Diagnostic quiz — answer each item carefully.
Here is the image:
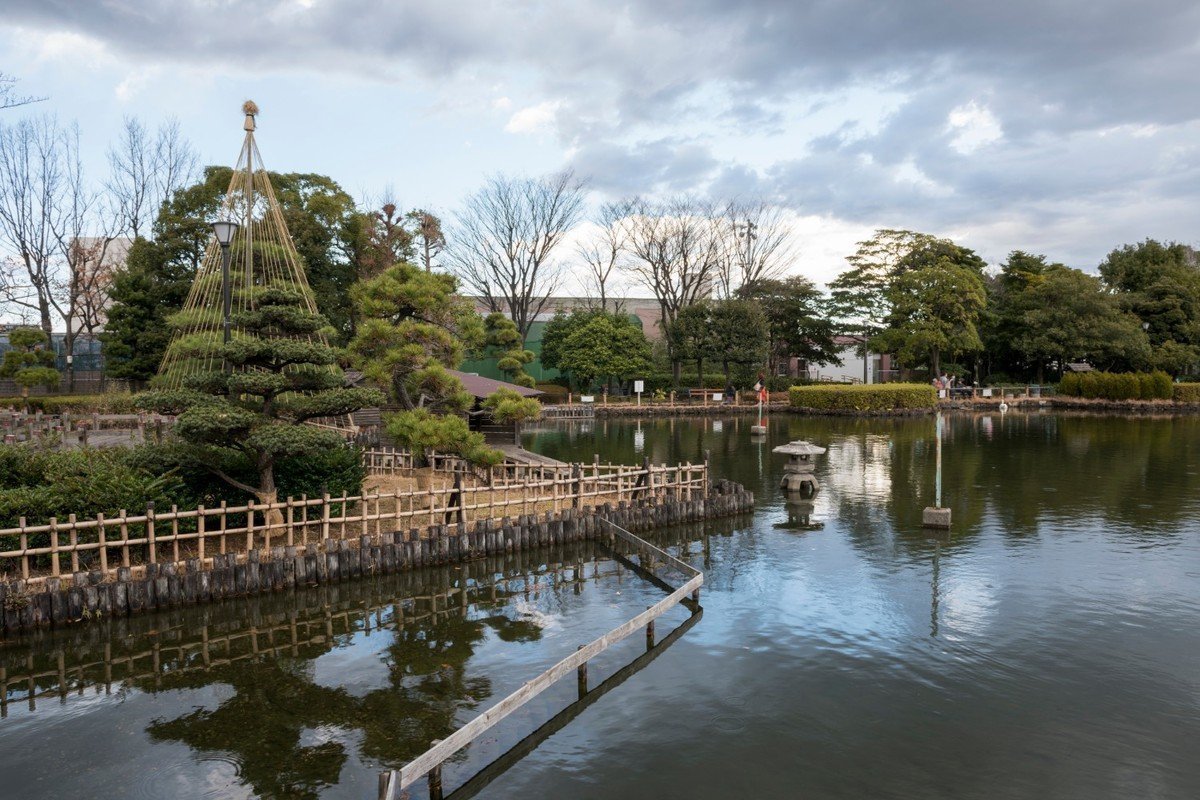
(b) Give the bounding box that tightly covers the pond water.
[3,412,1200,799]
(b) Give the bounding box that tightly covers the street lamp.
[211,221,240,346]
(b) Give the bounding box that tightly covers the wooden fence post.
[146,502,156,565]
[572,463,582,509]
[577,644,587,698]
[428,740,444,800]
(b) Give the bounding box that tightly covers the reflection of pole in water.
[930,539,940,638]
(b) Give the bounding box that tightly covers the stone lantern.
[772,439,826,493]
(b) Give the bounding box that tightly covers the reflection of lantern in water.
[775,496,824,531]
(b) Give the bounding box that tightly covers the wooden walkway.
[378,518,703,800]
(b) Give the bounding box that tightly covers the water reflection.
[0,531,723,799]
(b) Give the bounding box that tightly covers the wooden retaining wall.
[0,480,753,636]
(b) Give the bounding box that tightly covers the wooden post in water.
[428,739,444,800]
[646,609,655,650]
[577,644,587,699]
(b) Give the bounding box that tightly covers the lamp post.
[211,221,240,346]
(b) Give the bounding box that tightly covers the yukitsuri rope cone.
[157,101,328,386]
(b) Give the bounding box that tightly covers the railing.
[0,459,708,584]
[377,517,703,800]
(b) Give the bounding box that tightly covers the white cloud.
[492,95,512,110]
[504,100,560,135]
[946,100,1003,154]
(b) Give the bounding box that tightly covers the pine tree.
[1,327,59,407]
[139,287,383,505]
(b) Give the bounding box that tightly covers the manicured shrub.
[1174,383,1200,403]
[1057,371,1173,401]
[788,383,936,413]
[0,393,139,414]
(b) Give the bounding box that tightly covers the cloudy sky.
[2,0,1198,286]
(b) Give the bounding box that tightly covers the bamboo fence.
[0,454,707,585]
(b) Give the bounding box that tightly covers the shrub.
[0,446,188,529]
[788,383,936,413]
[1058,371,1173,401]
[0,393,139,414]
[1174,383,1200,403]
[482,388,542,424]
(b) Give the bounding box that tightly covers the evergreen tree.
[104,167,365,385]
[347,262,482,412]
[1009,265,1150,380]
[739,277,839,375]
[139,287,382,506]
[347,262,498,465]
[708,300,770,384]
[667,304,717,386]
[551,311,653,391]
[0,327,59,406]
[483,312,535,387]
[1098,239,1200,374]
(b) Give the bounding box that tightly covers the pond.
[2,412,1199,799]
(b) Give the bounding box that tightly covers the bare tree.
[0,115,65,334]
[576,199,633,312]
[622,195,726,317]
[0,72,45,111]
[407,208,446,272]
[106,116,197,239]
[449,170,585,342]
[719,199,796,298]
[0,116,122,390]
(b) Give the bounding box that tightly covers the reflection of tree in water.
[143,609,542,799]
[818,414,1200,563]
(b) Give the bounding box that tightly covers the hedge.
[1173,383,1200,402]
[788,383,936,413]
[0,393,139,414]
[1058,371,1172,400]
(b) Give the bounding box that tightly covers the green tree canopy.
[103,166,366,386]
[483,312,535,388]
[708,299,769,383]
[139,286,383,505]
[0,327,59,402]
[547,310,652,391]
[1098,239,1200,374]
[739,277,839,374]
[667,303,717,386]
[872,258,987,376]
[1009,265,1150,380]
[347,262,483,413]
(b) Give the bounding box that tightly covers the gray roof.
[448,370,543,399]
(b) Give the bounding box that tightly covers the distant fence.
[0,456,708,583]
[1,411,173,445]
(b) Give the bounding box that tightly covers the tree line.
[3,107,1197,397]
